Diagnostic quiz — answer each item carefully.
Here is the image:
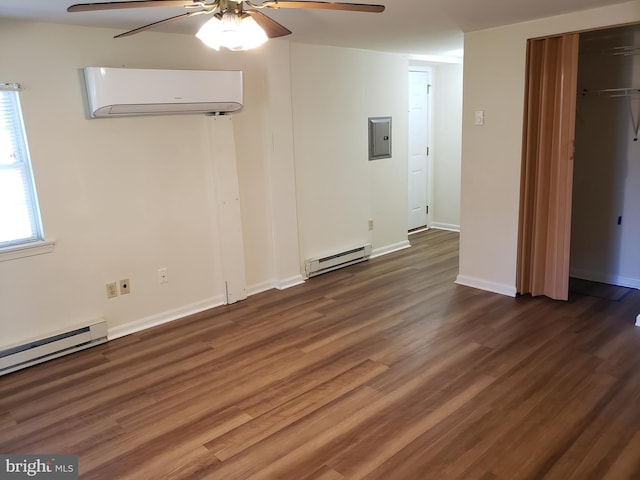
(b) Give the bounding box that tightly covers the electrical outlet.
[120,278,130,295]
[158,267,168,284]
[368,219,374,231]
[106,282,118,299]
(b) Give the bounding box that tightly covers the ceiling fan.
[67,0,386,51]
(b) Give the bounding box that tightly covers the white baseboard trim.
[276,274,306,290]
[371,240,411,259]
[107,295,225,340]
[569,268,640,290]
[246,280,276,296]
[110,275,307,341]
[455,274,517,297]
[246,275,306,295]
[431,223,460,232]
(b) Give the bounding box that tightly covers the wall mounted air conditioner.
[83,67,243,118]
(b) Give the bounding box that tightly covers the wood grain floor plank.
[206,359,388,461]
[366,358,598,479]
[603,431,640,480]
[200,386,385,479]
[2,230,640,479]
[0,341,215,420]
[81,407,251,477]
[0,411,124,455]
[117,447,221,480]
[245,362,496,479]
[300,465,345,480]
[327,374,497,479]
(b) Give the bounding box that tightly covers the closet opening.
[517,22,640,301]
[570,23,640,299]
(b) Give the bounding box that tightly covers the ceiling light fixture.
[196,12,268,51]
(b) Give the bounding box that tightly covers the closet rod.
[581,87,640,98]
[603,46,640,57]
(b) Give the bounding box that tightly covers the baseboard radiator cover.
[305,244,372,278]
[0,320,108,376]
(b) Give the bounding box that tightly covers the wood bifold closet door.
[516,33,579,301]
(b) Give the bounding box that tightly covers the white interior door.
[408,68,431,231]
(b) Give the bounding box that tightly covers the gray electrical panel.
[368,116,392,160]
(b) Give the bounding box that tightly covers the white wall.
[432,63,463,230]
[259,41,303,292]
[0,20,412,348]
[571,27,640,288]
[458,1,640,296]
[620,45,640,286]
[0,20,290,346]
[290,44,410,262]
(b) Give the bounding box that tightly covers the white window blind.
[0,84,44,248]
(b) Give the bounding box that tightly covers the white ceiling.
[0,0,633,56]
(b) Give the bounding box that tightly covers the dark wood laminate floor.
[2,229,640,479]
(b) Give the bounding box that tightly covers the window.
[0,83,44,249]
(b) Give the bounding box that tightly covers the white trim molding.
[276,275,305,290]
[371,240,411,259]
[569,268,640,290]
[431,223,460,232]
[246,280,277,296]
[455,274,517,297]
[111,274,307,341]
[246,275,305,296]
[107,295,225,340]
[0,239,55,262]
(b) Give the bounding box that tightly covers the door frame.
[408,64,433,232]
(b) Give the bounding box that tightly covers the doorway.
[517,23,640,300]
[408,66,432,231]
[570,24,640,291]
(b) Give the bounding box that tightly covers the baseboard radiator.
[305,244,372,278]
[0,320,108,376]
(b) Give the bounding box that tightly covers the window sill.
[0,240,56,262]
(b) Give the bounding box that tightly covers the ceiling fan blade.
[68,1,198,13]
[263,1,384,13]
[245,10,292,38]
[114,10,202,37]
